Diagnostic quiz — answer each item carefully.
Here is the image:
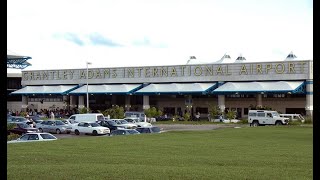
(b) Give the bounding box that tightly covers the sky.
[7,0,313,73]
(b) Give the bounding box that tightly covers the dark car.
[98,120,125,131]
[7,122,39,135]
[136,126,162,134]
[8,116,29,123]
[110,129,140,136]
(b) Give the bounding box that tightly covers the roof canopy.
[10,85,79,95]
[68,84,143,95]
[212,81,305,94]
[7,55,32,69]
[134,83,217,95]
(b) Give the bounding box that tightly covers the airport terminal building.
[8,54,313,119]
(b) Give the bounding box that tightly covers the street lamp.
[86,61,92,113]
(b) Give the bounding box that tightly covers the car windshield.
[120,120,129,124]
[89,123,100,127]
[55,121,65,125]
[40,134,57,139]
[18,123,30,128]
[107,121,117,126]
[151,127,161,133]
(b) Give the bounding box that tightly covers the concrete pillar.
[21,95,28,112]
[78,96,84,108]
[125,95,131,111]
[256,94,263,108]
[143,95,150,110]
[305,80,313,120]
[218,95,225,113]
[63,95,68,110]
[70,95,77,109]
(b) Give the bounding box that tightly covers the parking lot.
[54,123,246,139]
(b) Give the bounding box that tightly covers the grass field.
[7,126,312,180]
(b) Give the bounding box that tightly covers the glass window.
[257,113,265,117]
[20,134,30,140]
[40,134,57,139]
[28,134,39,140]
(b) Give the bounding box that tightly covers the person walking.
[50,111,55,120]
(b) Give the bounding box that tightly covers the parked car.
[124,111,146,121]
[72,122,110,136]
[136,126,163,134]
[123,117,152,127]
[110,129,140,136]
[7,122,39,135]
[211,115,230,123]
[61,119,79,126]
[8,116,29,123]
[111,119,138,129]
[7,133,58,144]
[98,120,125,131]
[37,120,72,134]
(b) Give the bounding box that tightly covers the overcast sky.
[7,0,313,73]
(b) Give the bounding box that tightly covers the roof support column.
[125,95,131,111]
[78,96,85,109]
[21,95,28,112]
[70,95,77,109]
[256,94,263,108]
[218,95,225,112]
[143,95,150,110]
[305,80,313,120]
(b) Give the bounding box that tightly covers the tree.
[144,107,162,118]
[208,105,223,118]
[100,105,125,119]
[226,109,237,120]
[78,107,90,114]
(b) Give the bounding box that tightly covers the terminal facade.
[7,55,313,119]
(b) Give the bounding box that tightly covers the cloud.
[88,33,123,47]
[53,32,85,46]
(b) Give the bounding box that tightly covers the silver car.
[37,120,72,134]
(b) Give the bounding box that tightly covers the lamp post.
[86,61,92,113]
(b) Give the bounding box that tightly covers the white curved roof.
[69,84,142,94]
[212,81,304,93]
[135,83,217,94]
[10,85,78,95]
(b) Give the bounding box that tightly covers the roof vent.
[215,53,234,63]
[285,51,297,60]
[235,54,246,61]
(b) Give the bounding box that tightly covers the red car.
[7,122,38,135]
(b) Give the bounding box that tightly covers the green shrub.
[240,119,248,124]
[7,134,20,141]
[183,112,191,121]
[288,120,302,125]
[304,116,313,124]
[101,105,125,119]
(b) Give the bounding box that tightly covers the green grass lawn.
[7,126,312,180]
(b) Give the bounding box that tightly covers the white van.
[248,110,289,126]
[124,111,146,121]
[67,113,105,123]
[279,114,305,123]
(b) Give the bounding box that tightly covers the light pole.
[86,61,92,113]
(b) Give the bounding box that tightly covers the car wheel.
[56,129,61,134]
[275,121,282,126]
[92,130,98,136]
[75,129,80,135]
[252,121,259,127]
[39,128,43,133]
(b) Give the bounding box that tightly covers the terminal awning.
[134,83,217,95]
[10,85,80,95]
[68,84,143,95]
[211,81,305,94]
